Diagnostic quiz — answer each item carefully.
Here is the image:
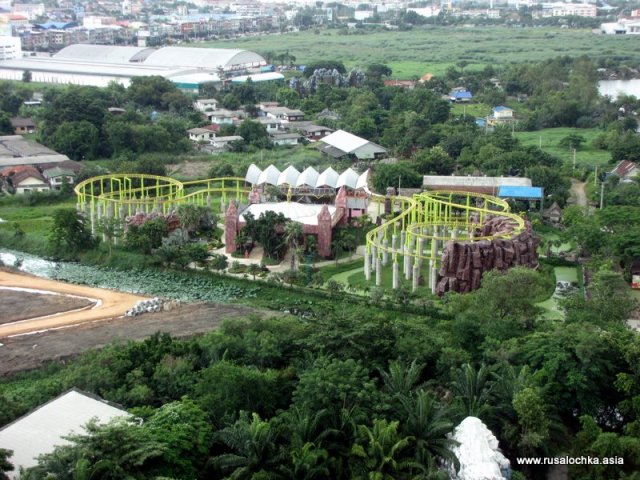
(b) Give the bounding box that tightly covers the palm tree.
[400,390,459,472]
[380,359,424,400]
[248,263,261,280]
[284,221,304,271]
[450,363,493,419]
[211,412,283,479]
[350,419,422,479]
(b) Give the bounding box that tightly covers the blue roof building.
[449,89,473,102]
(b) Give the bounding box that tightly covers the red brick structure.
[224,202,238,254]
[317,205,333,257]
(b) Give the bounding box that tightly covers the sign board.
[632,274,640,290]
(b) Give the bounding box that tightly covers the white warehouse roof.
[0,389,129,478]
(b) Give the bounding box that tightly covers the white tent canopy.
[245,165,369,190]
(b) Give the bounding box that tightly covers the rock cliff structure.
[437,216,539,295]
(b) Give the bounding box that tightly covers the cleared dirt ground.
[0,290,95,324]
[0,302,276,375]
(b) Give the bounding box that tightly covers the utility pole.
[594,165,598,187]
[572,149,576,171]
[600,181,605,209]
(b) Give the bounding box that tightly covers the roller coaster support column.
[404,244,411,280]
[392,257,399,289]
[364,249,371,280]
[376,256,382,286]
[429,229,438,295]
[371,245,377,272]
[412,260,420,292]
[382,239,389,266]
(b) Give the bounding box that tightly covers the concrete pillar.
[371,245,377,271]
[364,250,371,280]
[404,246,411,280]
[392,260,399,289]
[221,201,226,214]
[430,265,438,295]
[400,231,406,248]
[376,257,382,286]
[90,210,96,236]
[417,237,425,270]
[382,240,389,266]
[206,195,212,208]
[118,206,125,220]
[412,264,420,292]
[391,234,398,252]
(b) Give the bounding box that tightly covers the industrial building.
[0,44,266,90]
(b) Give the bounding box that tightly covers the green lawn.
[451,103,492,118]
[205,27,640,78]
[515,127,610,166]
[0,199,77,236]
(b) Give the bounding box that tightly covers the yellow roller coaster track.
[76,175,529,292]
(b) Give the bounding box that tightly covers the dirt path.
[0,302,277,375]
[0,271,146,338]
[570,179,588,207]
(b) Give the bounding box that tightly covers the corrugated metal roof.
[54,45,154,63]
[320,130,369,154]
[0,389,129,477]
[143,47,264,69]
[497,186,543,199]
[231,72,284,83]
[240,202,337,226]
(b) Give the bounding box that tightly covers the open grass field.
[0,198,76,237]
[205,27,640,78]
[514,127,610,166]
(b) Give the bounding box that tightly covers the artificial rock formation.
[449,417,511,480]
[437,216,539,295]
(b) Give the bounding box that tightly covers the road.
[570,179,588,208]
[0,270,145,338]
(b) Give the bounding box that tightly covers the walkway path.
[569,179,588,208]
[0,270,145,338]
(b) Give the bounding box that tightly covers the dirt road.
[0,302,276,375]
[570,180,588,208]
[0,270,146,338]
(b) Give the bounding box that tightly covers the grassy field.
[204,27,640,78]
[515,127,610,166]
[0,198,76,236]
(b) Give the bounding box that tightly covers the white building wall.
[0,36,22,61]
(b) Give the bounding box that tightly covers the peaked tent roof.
[277,165,300,186]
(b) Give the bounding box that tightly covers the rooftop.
[240,202,337,226]
[0,389,129,476]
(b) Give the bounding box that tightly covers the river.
[598,79,640,99]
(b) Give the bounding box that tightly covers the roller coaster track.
[76,174,529,292]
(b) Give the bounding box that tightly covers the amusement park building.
[0,44,266,89]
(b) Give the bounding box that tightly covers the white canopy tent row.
[244,164,370,190]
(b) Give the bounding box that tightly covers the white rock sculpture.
[449,416,511,480]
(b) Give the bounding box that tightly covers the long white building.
[0,44,266,89]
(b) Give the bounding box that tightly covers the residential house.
[194,98,218,112]
[489,106,515,125]
[610,160,639,182]
[449,88,473,102]
[261,106,305,123]
[270,132,301,147]
[9,117,36,135]
[210,135,243,149]
[3,166,50,194]
[257,117,284,133]
[291,123,334,141]
[187,127,216,143]
[207,108,243,125]
[41,165,76,189]
[319,130,387,161]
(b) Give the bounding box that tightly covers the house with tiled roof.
[610,160,639,183]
